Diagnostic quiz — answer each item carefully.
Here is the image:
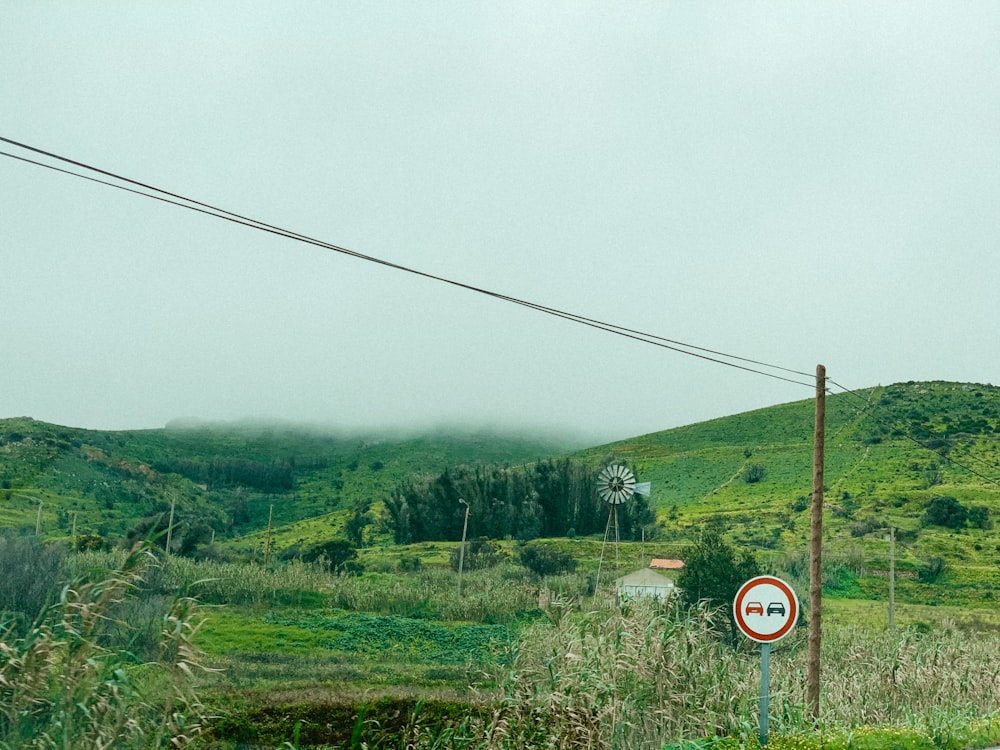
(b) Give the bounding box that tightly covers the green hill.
[578,380,1000,606]
[2,380,999,606]
[0,417,575,551]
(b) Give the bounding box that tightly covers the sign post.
[733,576,800,746]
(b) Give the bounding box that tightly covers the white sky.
[2,2,999,443]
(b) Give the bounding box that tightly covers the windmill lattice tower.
[594,464,650,599]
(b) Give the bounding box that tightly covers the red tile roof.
[650,558,685,570]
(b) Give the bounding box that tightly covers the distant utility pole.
[263,503,274,567]
[35,501,43,536]
[165,496,177,555]
[888,526,895,633]
[457,498,470,595]
[807,364,826,721]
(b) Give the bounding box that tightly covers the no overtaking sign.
[733,575,799,643]
[733,575,800,745]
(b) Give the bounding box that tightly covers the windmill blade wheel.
[597,464,636,505]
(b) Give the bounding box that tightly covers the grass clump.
[0,546,211,748]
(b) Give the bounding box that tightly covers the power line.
[5,137,999,487]
[1,135,815,389]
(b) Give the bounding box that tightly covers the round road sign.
[733,575,799,643]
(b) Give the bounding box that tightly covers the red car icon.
[745,601,764,615]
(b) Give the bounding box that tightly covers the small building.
[615,568,677,602]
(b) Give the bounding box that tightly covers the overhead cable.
[4,136,998,486]
[0,135,815,388]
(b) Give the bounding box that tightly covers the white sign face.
[732,575,799,643]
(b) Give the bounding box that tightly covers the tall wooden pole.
[807,364,826,720]
[888,526,895,633]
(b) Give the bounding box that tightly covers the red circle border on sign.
[733,575,799,643]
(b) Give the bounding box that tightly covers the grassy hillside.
[4,383,1000,747]
[2,380,999,605]
[578,381,1000,606]
[0,417,575,550]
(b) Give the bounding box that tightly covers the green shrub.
[398,554,423,572]
[518,541,578,578]
[449,538,507,572]
[918,556,946,583]
[0,533,68,635]
[922,496,968,529]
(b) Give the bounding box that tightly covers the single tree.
[678,525,760,642]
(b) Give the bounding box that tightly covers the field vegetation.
[2,381,1000,747]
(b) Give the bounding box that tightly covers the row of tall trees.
[153,456,294,492]
[385,458,654,544]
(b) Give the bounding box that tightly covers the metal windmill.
[594,464,650,599]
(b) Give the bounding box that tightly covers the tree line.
[385,458,654,544]
[153,456,294,492]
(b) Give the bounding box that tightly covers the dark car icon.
[766,602,786,616]
[745,601,764,616]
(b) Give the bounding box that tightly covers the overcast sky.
[2,3,999,444]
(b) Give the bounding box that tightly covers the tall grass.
[466,600,1000,749]
[0,546,211,748]
[54,553,1000,749]
[69,554,580,623]
[341,599,1000,750]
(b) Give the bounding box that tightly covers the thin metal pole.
[760,642,772,746]
[35,501,42,536]
[807,364,825,721]
[165,496,176,555]
[457,499,470,594]
[594,503,616,601]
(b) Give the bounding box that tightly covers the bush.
[968,505,993,530]
[302,539,363,575]
[0,533,68,635]
[849,517,886,537]
[518,541,577,578]
[742,463,767,484]
[398,554,423,572]
[449,538,507,572]
[923,496,968,529]
[918,556,947,583]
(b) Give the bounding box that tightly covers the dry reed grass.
[0,546,212,749]
[454,599,1000,750]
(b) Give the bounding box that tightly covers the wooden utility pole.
[807,364,826,720]
[263,503,274,567]
[888,526,895,633]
